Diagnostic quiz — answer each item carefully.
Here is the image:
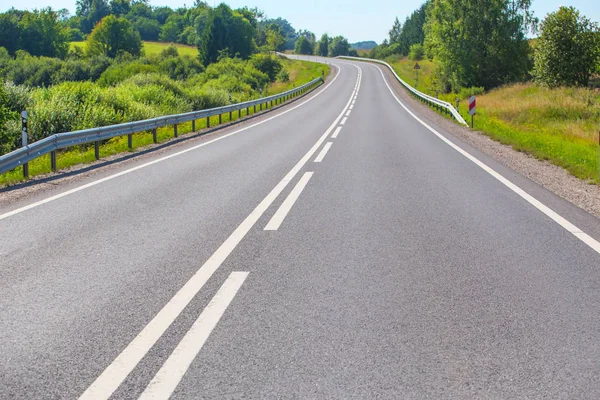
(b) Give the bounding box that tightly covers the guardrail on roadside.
[0,77,324,177]
[338,56,468,126]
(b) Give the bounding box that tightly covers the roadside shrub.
[97,61,158,87]
[250,54,283,82]
[158,55,204,80]
[277,68,290,82]
[408,44,425,61]
[458,86,485,98]
[3,81,33,112]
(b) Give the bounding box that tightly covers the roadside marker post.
[414,63,420,87]
[21,110,28,178]
[468,96,476,128]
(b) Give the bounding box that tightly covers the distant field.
[383,56,600,183]
[70,41,199,57]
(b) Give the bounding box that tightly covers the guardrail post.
[192,120,196,131]
[128,133,133,149]
[95,141,100,159]
[152,129,157,143]
[218,114,222,125]
[254,105,256,113]
[174,124,178,138]
[229,111,232,121]
[207,116,210,128]
[50,151,57,172]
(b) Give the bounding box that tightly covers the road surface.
[1,56,600,399]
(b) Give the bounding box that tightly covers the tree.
[328,36,350,57]
[18,8,70,58]
[533,7,600,87]
[109,0,131,17]
[425,0,536,92]
[397,2,429,56]
[197,4,256,66]
[316,34,329,57]
[389,17,402,44]
[408,43,424,60]
[159,14,184,42]
[86,15,141,58]
[130,17,161,41]
[265,23,285,51]
[76,0,110,33]
[294,36,313,55]
[0,13,20,55]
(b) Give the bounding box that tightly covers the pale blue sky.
[1,0,598,43]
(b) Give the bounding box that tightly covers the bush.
[277,68,290,83]
[97,60,157,87]
[0,78,19,155]
[250,54,283,82]
[408,43,425,61]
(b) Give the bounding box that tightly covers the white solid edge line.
[374,65,600,256]
[0,66,344,222]
[314,142,333,163]
[138,271,249,400]
[340,117,348,125]
[331,127,342,139]
[264,172,314,231]
[77,64,362,400]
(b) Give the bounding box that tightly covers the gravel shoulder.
[378,64,600,221]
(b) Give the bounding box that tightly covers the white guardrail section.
[0,77,324,176]
[338,56,468,126]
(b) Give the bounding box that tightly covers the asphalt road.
[1,56,600,399]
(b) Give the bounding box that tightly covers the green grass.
[0,58,330,187]
[69,41,199,57]
[267,58,329,95]
[380,56,600,184]
[141,41,198,57]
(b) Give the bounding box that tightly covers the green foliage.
[130,17,161,41]
[277,68,289,83]
[328,36,350,57]
[316,34,329,57]
[197,4,256,66]
[159,14,184,42]
[264,23,286,52]
[294,36,313,55]
[86,15,142,58]
[259,17,296,50]
[3,8,71,58]
[97,60,156,86]
[250,54,283,81]
[395,2,429,56]
[0,78,19,155]
[533,7,600,87]
[0,13,20,55]
[76,0,110,34]
[425,0,535,92]
[408,43,424,61]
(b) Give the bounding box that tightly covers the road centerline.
[138,271,248,400]
[77,64,362,400]
[264,172,314,231]
[314,142,333,163]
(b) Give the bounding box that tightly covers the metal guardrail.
[338,56,468,126]
[0,77,324,176]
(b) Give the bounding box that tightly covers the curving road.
[1,56,600,399]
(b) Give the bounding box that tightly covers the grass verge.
[381,56,600,184]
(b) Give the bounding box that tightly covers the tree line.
[369,0,600,92]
